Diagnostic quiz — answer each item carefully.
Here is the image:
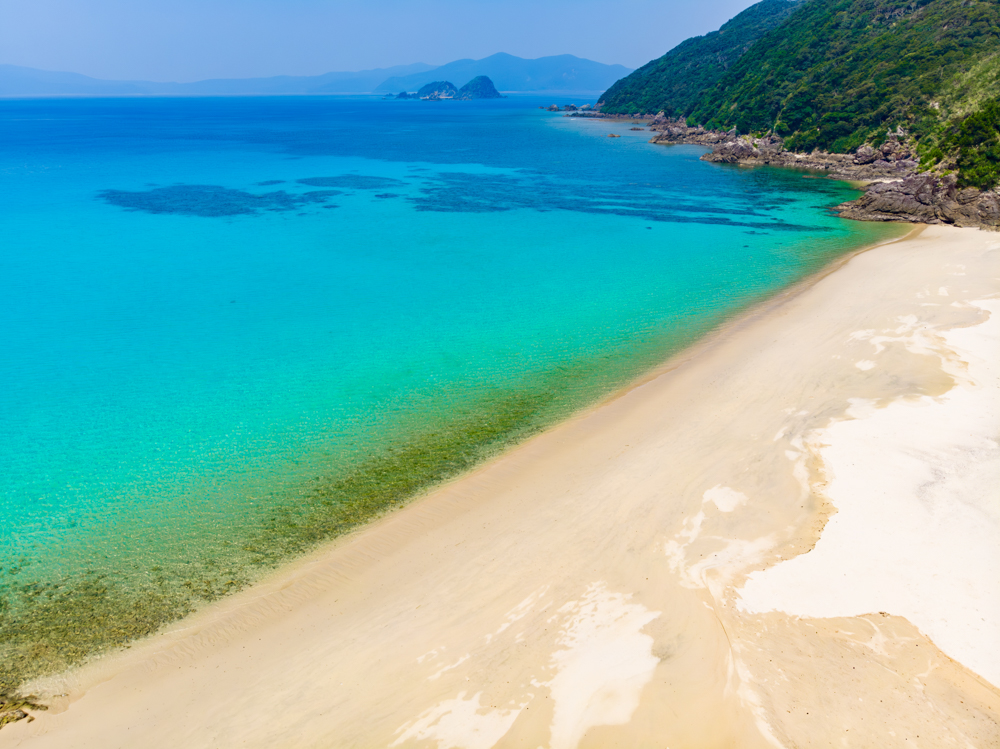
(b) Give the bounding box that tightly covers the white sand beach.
[4,225,999,748]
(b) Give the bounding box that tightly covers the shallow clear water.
[0,95,902,685]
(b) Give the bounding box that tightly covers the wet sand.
[5,225,999,748]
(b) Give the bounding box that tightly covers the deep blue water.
[0,95,901,681]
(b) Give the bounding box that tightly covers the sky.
[1,0,761,82]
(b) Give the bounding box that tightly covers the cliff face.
[457,76,502,100]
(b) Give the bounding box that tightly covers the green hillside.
[689,0,1000,156]
[598,0,804,116]
[600,0,1000,189]
[940,97,1000,190]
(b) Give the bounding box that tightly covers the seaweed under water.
[0,381,564,694]
[0,304,721,696]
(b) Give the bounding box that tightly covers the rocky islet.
[395,75,503,101]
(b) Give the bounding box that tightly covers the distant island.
[0,53,630,98]
[590,0,1000,229]
[396,76,503,101]
[457,76,503,100]
[376,53,629,94]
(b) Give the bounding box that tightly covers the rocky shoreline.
[568,112,1000,229]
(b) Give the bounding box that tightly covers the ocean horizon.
[0,94,902,689]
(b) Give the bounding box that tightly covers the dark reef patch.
[374,193,401,199]
[98,185,341,218]
[297,175,407,190]
[408,172,829,231]
[256,179,285,186]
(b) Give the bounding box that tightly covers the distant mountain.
[159,63,437,95]
[0,53,629,98]
[598,0,803,116]
[0,65,150,96]
[0,62,436,97]
[377,53,631,93]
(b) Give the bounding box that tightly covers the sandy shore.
[4,225,999,748]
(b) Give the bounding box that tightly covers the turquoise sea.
[0,95,902,687]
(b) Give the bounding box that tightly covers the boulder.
[704,137,760,163]
[854,145,879,165]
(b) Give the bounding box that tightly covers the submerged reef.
[297,175,407,190]
[98,184,340,217]
[408,170,834,231]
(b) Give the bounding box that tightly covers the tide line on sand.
[738,295,1000,687]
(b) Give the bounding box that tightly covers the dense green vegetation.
[601,0,1000,188]
[691,0,1000,154]
[599,0,803,116]
[941,97,1000,189]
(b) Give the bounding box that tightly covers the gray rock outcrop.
[561,111,999,229]
[836,174,1000,228]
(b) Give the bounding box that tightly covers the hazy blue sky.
[2,0,760,82]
